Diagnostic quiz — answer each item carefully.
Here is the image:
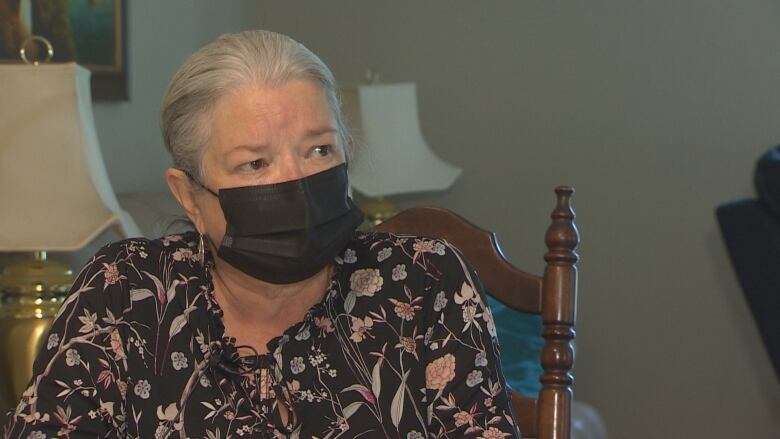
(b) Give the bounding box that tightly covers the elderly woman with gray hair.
[3,30,520,438]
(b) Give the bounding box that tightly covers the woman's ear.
[165,168,206,233]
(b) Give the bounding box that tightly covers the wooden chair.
[373,186,578,439]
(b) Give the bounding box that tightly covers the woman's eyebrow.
[228,144,270,156]
[226,128,336,156]
[303,127,337,139]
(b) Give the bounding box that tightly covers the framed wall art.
[0,0,127,100]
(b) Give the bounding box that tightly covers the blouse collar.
[175,231,349,366]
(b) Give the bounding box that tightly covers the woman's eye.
[312,145,332,157]
[240,159,266,171]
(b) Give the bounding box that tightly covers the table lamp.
[340,82,462,225]
[0,61,140,413]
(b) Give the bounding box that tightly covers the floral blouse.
[3,231,520,439]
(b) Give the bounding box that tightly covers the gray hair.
[160,30,351,185]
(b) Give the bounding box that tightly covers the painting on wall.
[0,0,127,100]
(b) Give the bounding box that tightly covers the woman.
[3,30,520,438]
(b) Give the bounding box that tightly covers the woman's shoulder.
[349,229,451,251]
[61,231,203,315]
[91,231,200,262]
[347,230,463,266]
[75,231,203,289]
[343,230,471,298]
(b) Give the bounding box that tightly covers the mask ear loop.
[180,168,219,197]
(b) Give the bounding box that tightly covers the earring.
[198,233,205,267]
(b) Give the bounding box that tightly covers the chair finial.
[538,185,579,439]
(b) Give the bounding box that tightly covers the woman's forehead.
[207,80,338,154]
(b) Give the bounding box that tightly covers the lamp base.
[0,253,73,415]
[0,253,74,297]
[359,197,400,227]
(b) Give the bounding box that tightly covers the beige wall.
[252,1,780,438]
[53,0,261,263]
[92,0,258,193]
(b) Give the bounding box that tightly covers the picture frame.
[0,0,128,101]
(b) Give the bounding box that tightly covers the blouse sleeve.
[422,241,521,438]
[3,245,130,438]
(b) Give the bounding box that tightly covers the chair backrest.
[373,186,578,439]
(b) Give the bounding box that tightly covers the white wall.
[251,1,780,438]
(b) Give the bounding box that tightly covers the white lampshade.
[341,83,462,198]
[0,63,139,251]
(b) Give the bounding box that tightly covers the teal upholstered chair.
[486,296,544,397]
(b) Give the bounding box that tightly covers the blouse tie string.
[208,341,300,435]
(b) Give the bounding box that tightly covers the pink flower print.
[412,239,436,254]
[425,353,456,390]
[314,316,335,334]
[117,380,127,399]
[349,316,374,342]
[453,410,474,427]
[391,299,416,321]
[395,329,423,360]
[23,412,49,424]
[172,248,194,262]
[350,269,383,297]
[56,420,77,437]
[110,330,126,360]
[286,379,301,394]
[399,336,416,354]
[480,427,510,439]
[102,262,123,289]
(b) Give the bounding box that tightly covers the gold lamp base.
[359,197,400,228]
[0,252,73,415]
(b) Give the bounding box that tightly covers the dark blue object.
[716,145,780,380]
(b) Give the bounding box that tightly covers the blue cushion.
[487,296,543,397]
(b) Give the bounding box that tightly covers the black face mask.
[187,163,364,284]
